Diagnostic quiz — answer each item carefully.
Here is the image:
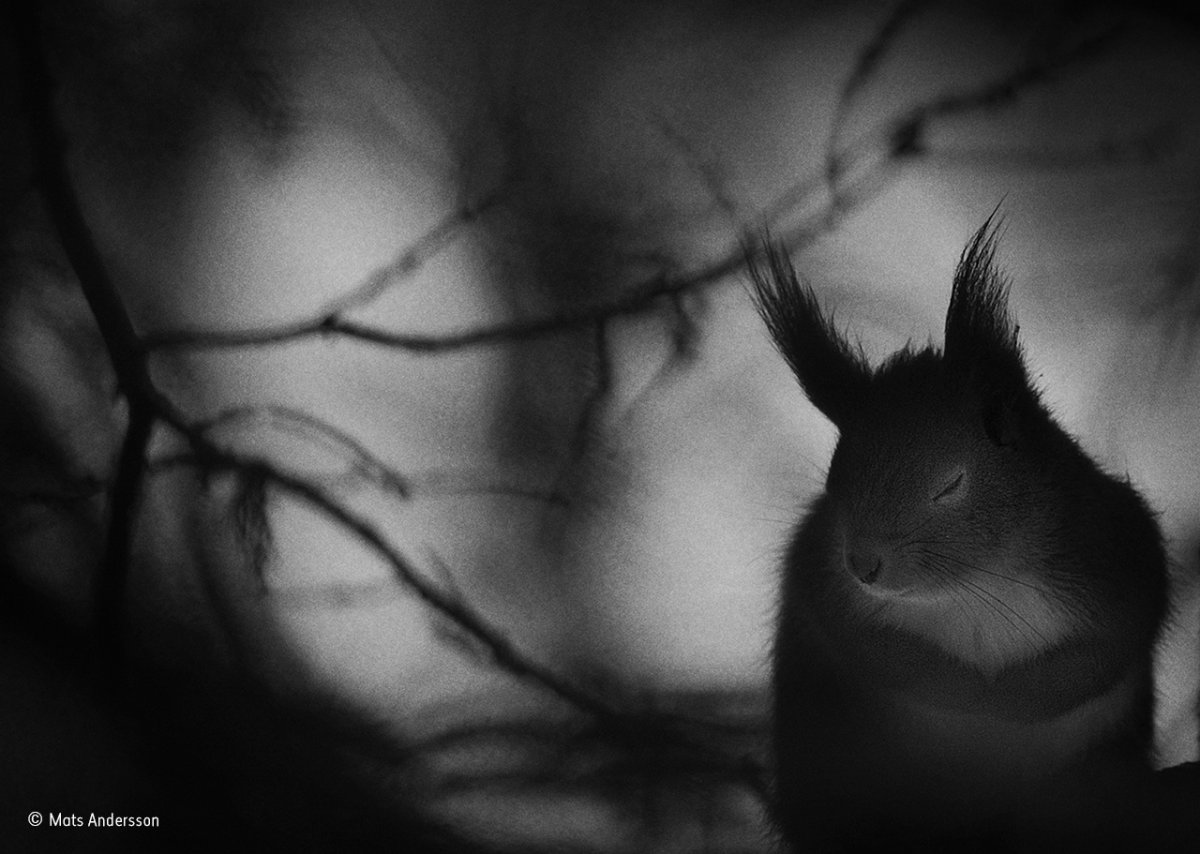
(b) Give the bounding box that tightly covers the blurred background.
[1,1,1198,851]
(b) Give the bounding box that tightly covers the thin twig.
[654,117,743,226]
[916,23,1128,123]
[925,123,1179,170]
[154,403,570,505]
[825,0,929,193]
[179,449,627,722]
[317,187,505,319]
[193,404,414,498]
[815,12,1129,221]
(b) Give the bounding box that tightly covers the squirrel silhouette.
[751,217,1169,852]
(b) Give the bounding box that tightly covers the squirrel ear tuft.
[944,214,1027,389]
[748,242,871,428]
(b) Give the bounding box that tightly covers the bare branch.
[813,9,1129,229]
[322,189,505,318]
[156,403,570,506]
[141,193,505,353]
[653,117,743,226]
[161,425,773,800]
[914,22,1128,124]
[924,123,1180,170]
[136,22,1129,368]
[825,0,930,191]
[8,3,171,667]
[140,262,742,354]
[176,449,626,720]
[193,404,415,498]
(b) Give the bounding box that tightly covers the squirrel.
[750,217,1169,851]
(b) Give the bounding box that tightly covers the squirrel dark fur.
[751,218,1168,851]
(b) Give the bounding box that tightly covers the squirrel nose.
[847,542,888,585]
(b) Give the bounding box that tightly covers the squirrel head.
[750,218,1070,644]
